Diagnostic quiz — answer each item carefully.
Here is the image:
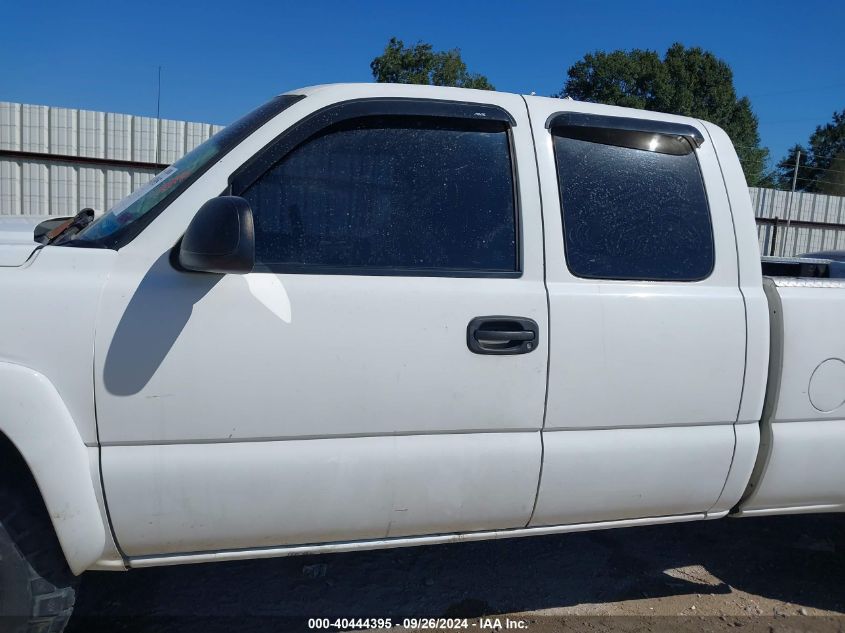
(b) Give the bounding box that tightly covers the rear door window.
[552,121,714,281]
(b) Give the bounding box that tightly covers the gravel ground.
[67,513,845,632]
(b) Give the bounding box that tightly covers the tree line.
[371,38,844,195]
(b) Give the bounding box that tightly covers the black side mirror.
[178,196,255,274]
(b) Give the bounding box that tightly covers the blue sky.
[2,0,843,168]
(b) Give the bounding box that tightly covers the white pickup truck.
[2,83,844,631]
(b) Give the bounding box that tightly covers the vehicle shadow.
[67,513,845,632]
[102,251,221,396]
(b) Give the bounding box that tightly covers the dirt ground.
[66,513,845,632]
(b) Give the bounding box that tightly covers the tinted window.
[242,117,517,274]
[553,127,714,281]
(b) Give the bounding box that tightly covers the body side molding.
[129,512,721,568]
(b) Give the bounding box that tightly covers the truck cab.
[1,83,843,631]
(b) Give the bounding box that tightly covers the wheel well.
[0,429,78,604]
[0,363,112,573]
[0,430,54,526]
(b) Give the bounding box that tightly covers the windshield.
[67,94,303,249]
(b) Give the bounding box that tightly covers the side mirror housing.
[178,196,255,274]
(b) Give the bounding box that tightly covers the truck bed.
[761,255,845,279]
[737,275,845,515]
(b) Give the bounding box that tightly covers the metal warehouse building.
[0,101,223,216]
[2,100,845,258]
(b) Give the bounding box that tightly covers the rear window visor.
[548,112,704,156]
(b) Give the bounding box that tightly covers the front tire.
[0,481,78,632]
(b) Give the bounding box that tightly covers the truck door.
[526,99,747,526]
[94,90,548,558]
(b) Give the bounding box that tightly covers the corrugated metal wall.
[751,187,845,257]
[0,101,224,216]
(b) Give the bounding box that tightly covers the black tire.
[0,479,78,633]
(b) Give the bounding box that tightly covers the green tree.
[371,37,494,90]
[773,110,845,195]
[561,43,769,185]
[772,144,810,190]
[819,151,845,197]
[774,110,845,196]
[809,110,845,196]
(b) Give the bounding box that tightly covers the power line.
[794,175,845,187]
[733,144,845,162]
[737,158,845,174]
[731,138,843,156]
[799,164,845,176]
[732,143,769,151]
[796,150,845,162]
[737,156,845,176]
[757,117,833,126]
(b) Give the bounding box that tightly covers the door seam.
[521,94,551,528]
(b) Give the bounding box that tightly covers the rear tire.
[0,480,78,632]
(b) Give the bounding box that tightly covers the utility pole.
[156,66,162,120]
[156,66,162,167]
[783,150,801,255]
[790,150,801,194]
